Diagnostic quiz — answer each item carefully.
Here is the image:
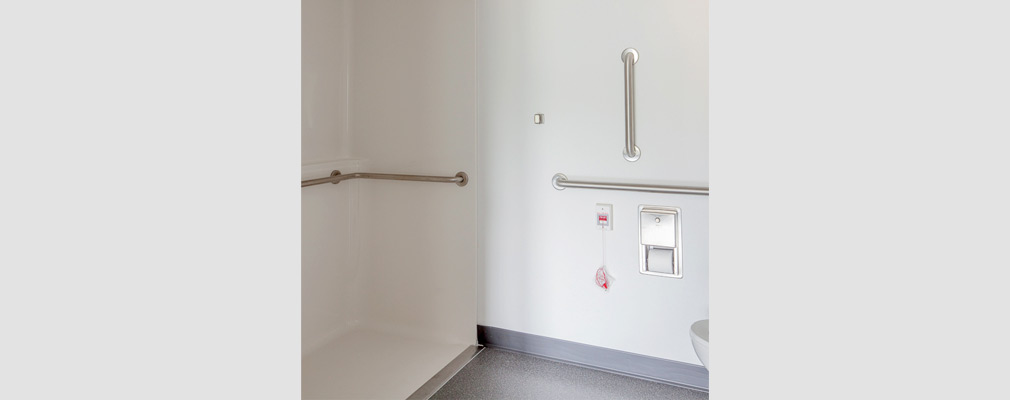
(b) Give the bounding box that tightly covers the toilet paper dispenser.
[639,205,682,278]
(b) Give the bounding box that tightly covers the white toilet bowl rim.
[690,319,709,343]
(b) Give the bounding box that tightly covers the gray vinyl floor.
[430,348,709,400]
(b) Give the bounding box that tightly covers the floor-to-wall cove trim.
[477,325,708,392]
[407,345,484,400]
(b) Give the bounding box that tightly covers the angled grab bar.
[302,170,468,188]
[552,173,708,196]
[622,48,641,162]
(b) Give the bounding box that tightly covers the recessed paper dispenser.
[639,205,682,278]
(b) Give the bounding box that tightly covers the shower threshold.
[407,345,483,399]
[302,327,473,400]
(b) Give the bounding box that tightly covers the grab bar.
[622,48,641,162]
[552,173,708,196]
[302,170,468,188]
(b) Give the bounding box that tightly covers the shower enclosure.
[301,0,476,398]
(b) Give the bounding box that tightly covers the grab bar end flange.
[622,48,639,64]
[623,145,641,162]
[552,173,568,190]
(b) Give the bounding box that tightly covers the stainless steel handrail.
[552,173,708,196]
[622,48,641,162]
[302,170,468,188]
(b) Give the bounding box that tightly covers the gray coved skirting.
[477,325,708,392]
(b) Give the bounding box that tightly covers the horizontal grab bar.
[302,170,468,188]
[552,173,708,196]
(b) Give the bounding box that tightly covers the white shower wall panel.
[301,0,358,356]
[301,1,477,397]
[350,0,477,347]
[302,0,352,164]
[301,160,362,355]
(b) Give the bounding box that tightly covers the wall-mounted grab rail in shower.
[552,173,708,196]
[302,170,468,188]
[622,48,641,162]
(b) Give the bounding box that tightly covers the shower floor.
[302,327,469,400]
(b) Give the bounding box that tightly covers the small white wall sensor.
[596,203,613,230]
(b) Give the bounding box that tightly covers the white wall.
[304,0,699,362]
[351,0,477,347]
[477,0,709,365]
